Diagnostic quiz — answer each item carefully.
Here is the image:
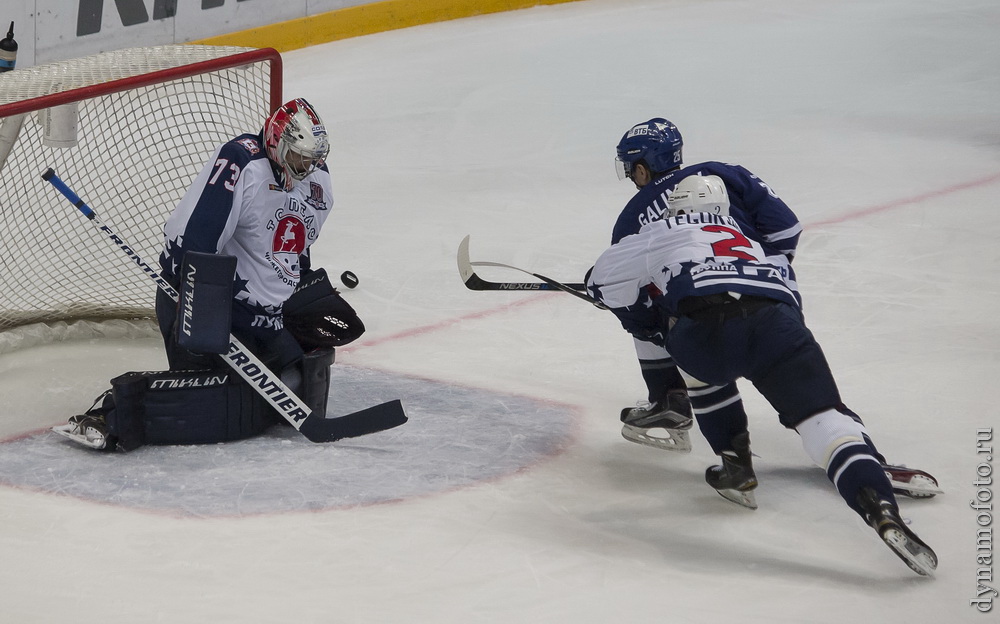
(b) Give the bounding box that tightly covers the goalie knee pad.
[105,369,276,451]
[284,269,365,349]
[281,348,335,418]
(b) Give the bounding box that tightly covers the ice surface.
[0,365,575,516]
[2,0,999,621]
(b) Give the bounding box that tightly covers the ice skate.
[52,413,111,451]
[620,391,693,453]
[856,487,937,577]
[705,432,758,509]
[883,465,942,499]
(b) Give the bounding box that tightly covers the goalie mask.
[283,269,365,349]
[263,98,330,191]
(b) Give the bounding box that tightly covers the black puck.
[340,270,359,289]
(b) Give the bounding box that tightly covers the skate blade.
[887,472,943,499]
[715,487,758,510]
[882,527,937,577]
[51,425,107,450]
[621,424,692,453]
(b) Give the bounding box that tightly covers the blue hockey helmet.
[615,118,683,180]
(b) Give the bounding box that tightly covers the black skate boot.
[856,487,937,576]
[705,431,758,509]
[52,413,113,451]
[882,465,942,499]
[620,391,693,453]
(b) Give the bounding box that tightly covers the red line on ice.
[806,170,1000,228]
[351,171,1000,348]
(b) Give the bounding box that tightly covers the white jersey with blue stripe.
[589,213,798,315]
[159,133,334,329]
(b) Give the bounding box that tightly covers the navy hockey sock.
[826,441,897,517]
[836,405,888,464]
[639,356,685,405]
[688,381,749,455]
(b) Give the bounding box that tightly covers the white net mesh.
[0,45,279,338]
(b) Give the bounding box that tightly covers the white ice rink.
[2,0,999,621]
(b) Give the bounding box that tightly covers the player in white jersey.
[610,125,939,502]
[54,98,365,452]
[587,176,937,576]
[610,118,802,457]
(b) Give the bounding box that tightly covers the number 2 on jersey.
[703,225,756,260]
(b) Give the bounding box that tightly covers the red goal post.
[0,45,282,350]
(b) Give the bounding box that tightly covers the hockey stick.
[457,235,607,309]
[42,168,406,443]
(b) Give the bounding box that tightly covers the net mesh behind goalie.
[0,45,281,337]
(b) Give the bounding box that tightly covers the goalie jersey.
[588,214,798,326]
[159,133,334,332]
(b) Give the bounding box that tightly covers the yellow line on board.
[194,0,584,51]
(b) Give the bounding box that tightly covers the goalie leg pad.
[175,251,236,354]
[106,369,277,450]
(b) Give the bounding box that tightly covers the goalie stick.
[42,168,406,443]
[457,235,607,309]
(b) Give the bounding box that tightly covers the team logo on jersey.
[237,138,260,154]
[305,182,328,211]
[272,215,306,277]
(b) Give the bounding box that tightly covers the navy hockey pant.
[666,302,842,429]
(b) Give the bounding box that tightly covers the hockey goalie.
[52,98,371,451]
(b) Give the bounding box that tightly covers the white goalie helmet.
[263,98,330,191]
[667,174,730,217]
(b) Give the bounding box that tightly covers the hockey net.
[0,45,281,353]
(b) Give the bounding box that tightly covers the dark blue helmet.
[615,118,683,180]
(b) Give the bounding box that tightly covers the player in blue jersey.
[587,176,937,576]
[54,98,365,452]
[607,119,938,502]
[610,119,802,458]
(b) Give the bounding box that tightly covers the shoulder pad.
[219,134,266,165]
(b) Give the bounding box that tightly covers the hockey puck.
[340,270,359,289]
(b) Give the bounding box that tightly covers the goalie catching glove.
[284,268,365,350]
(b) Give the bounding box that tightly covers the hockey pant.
[635,337,749,455]
[669,302,896,516]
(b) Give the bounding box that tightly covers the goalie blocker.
[176,251,236,354]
